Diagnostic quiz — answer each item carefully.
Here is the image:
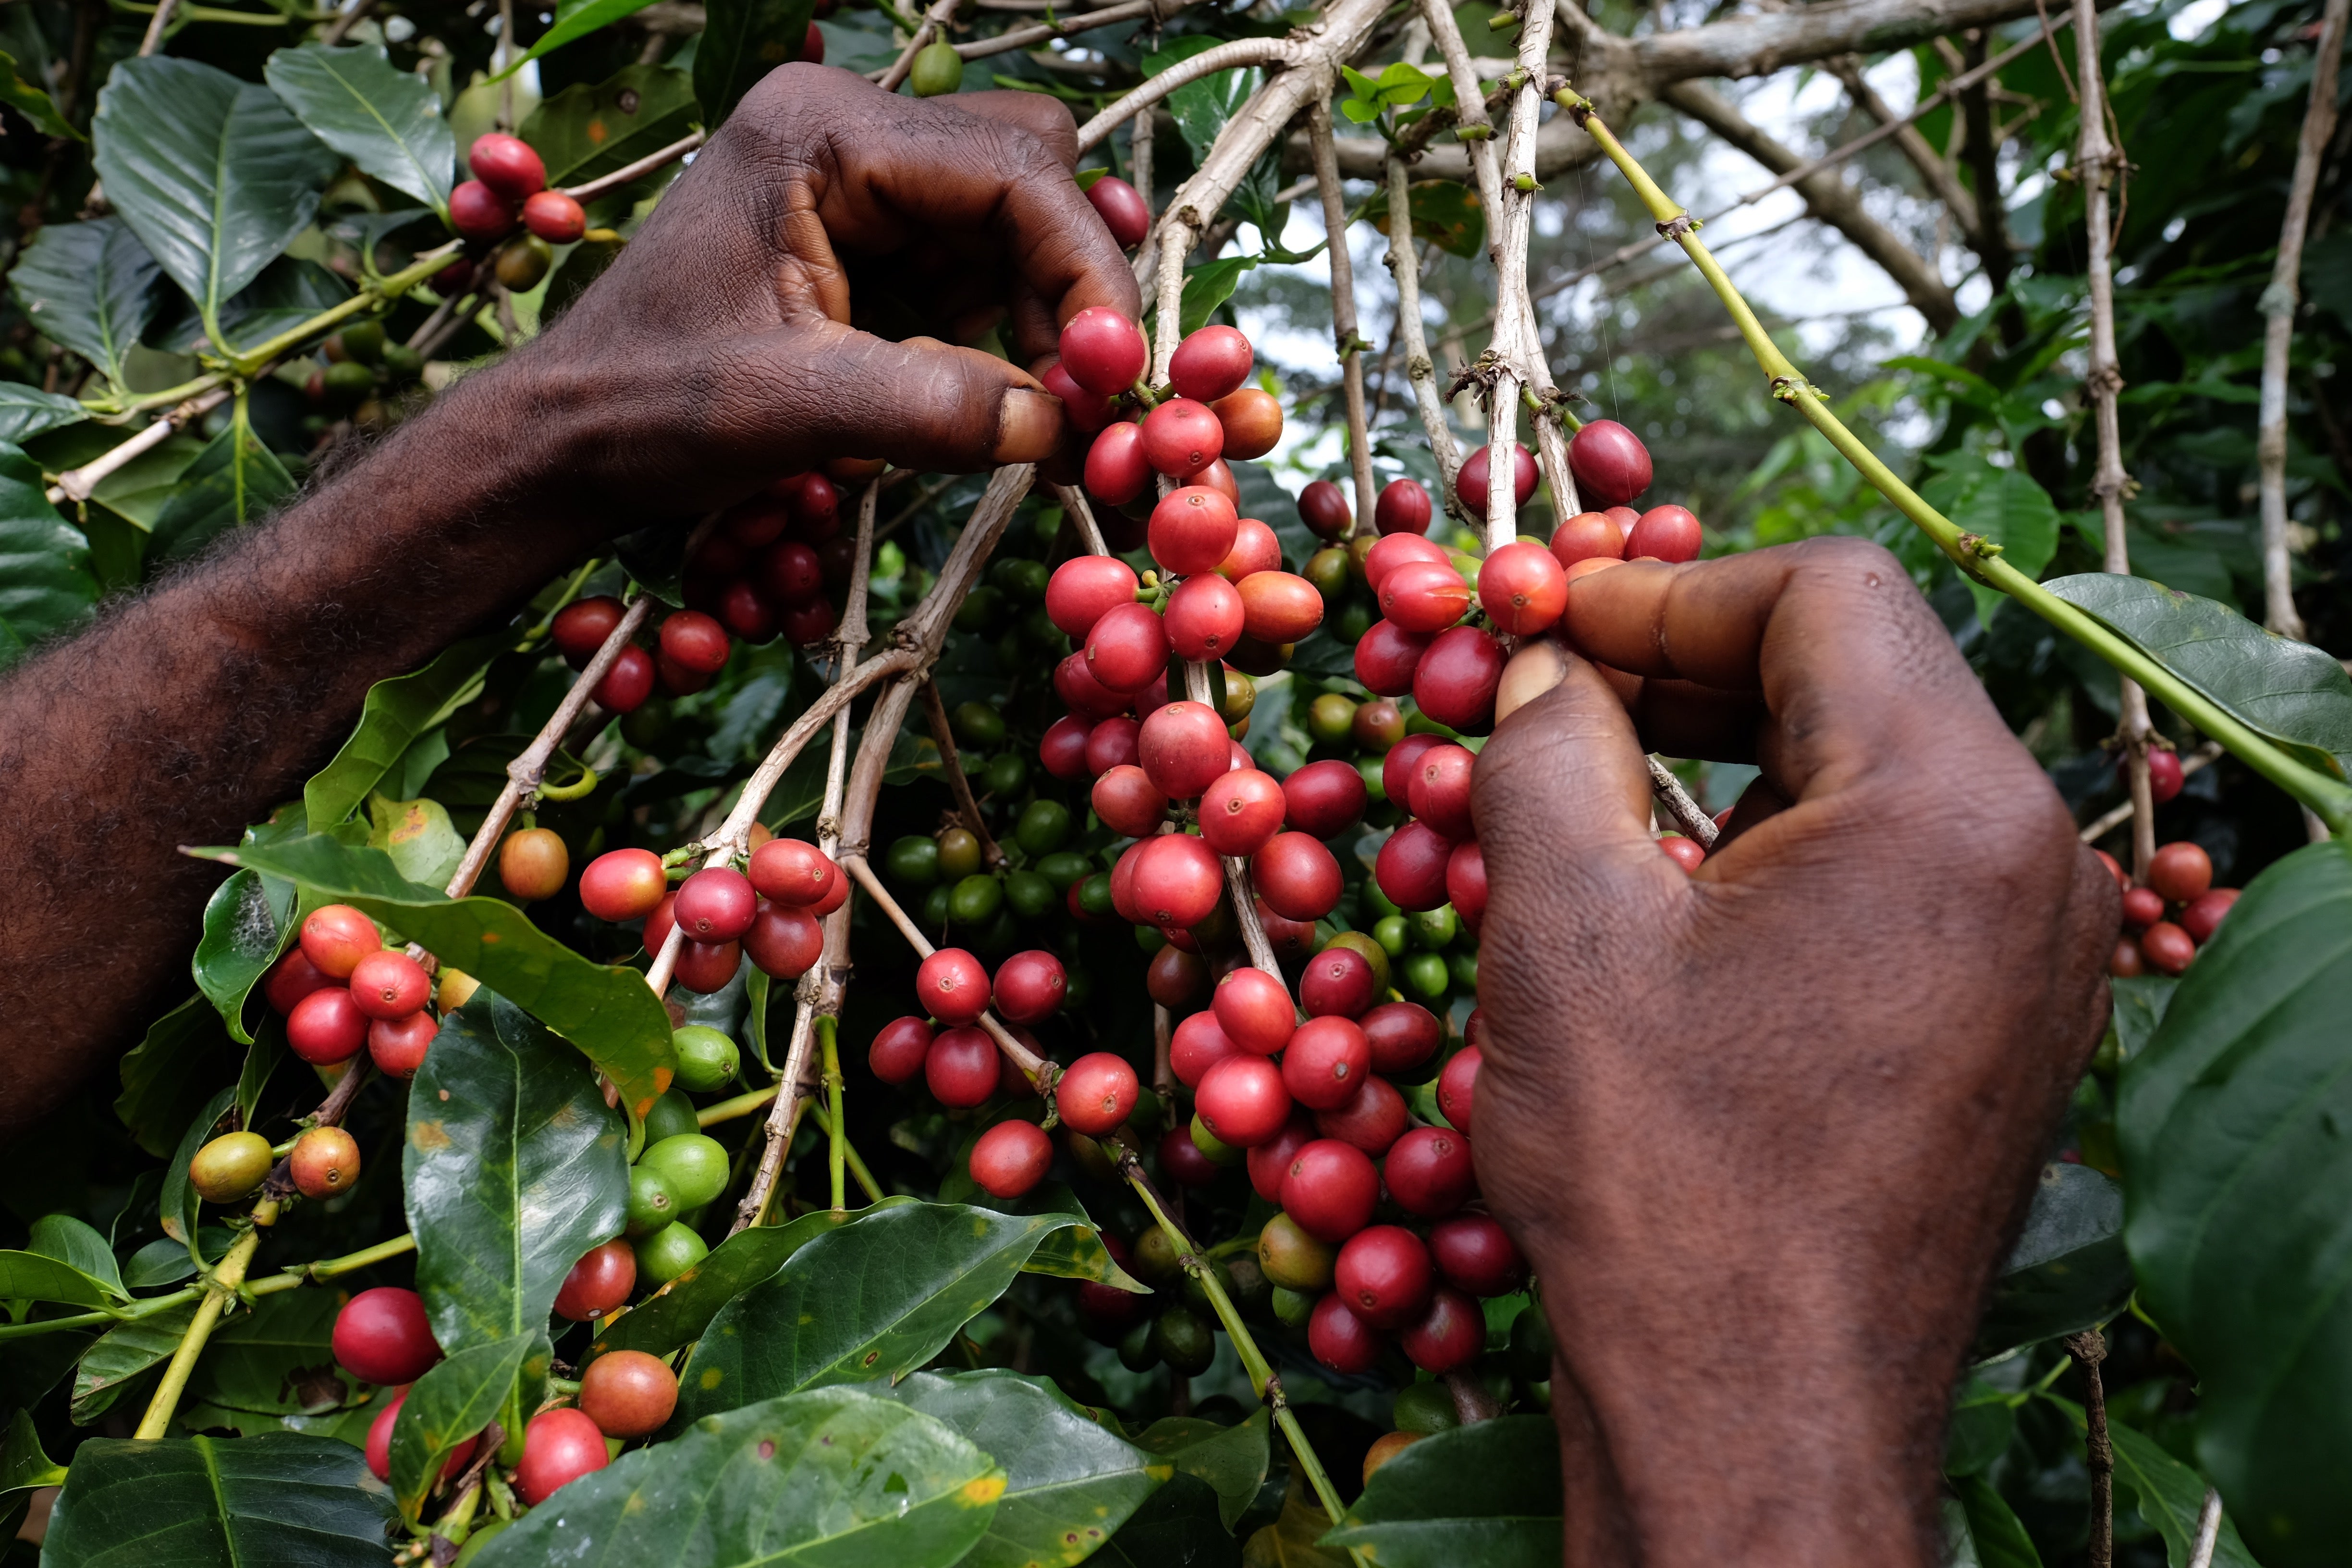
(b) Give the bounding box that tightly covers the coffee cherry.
[1478,542,1568,635]
[1155,574,1240,662]
[1429,1213,1525,1297]
[1549,510,1626,570]
[2180,888,2239,944]
[365,1388,477,1484]
[523,188,586,244]
[578,1348,676,1438]
[1280,1139,1379,1242]
[926,1025,999,1106]
[1283,1017,1371,1110]
[1376,820,1456,912]
[1627,504,1703,563]
[1196,1054,1293,1146]
[1407,746,1478,841]
[2148,840,2213,904]
[1254,833,1343,921]
[1384,1125,1474,1215]
[2127,747,2187,804]
[746,839,837,909]
[1352,1004,1436,1078]
[1045,555,1139,639]
[365,1008,435,1077]
[189,1130,272,1204]
[1379,734,1443,811]
[1085,173,1152,248]
[1060,653,1133,723]
[1164,1012,1236,1091]
[1085,715,1144,776]
[1132,832,1224,927]
[1379,561,1471,634]
[489,825,566,903]
[553,596,625,667]
[1363,533,1450,594]
[285,1124,362,1200]
[1139,701,1232,798]
[1237,572,1324,643]
[759,540,825,608]
[469,132,545,200]
[2108,936,2146,977]
[626,1164,679,1237]
[1084,600,1168,693]
[594,644,656,712]
[288,987,370,1064]
[1415,625,1505,734]
[1041,362,1115,436]
[515,1408,607,1505]
[580,848,667,922]
[1143,1124,1211,1188]
[1399,1286,1483,1373]
[1315,1073,1407,1156]
[638,1220,709,1285]
[1058,1052,1139,1136]
[1308,1290,1382,1373]
[2093,849,2128,891]
[1185,767,1280,858]
[302,905,380,980]
[1213,517,1281,583]
[1150,486,1242,576]
[664,1025,736,1095]
[449,178,519,241]
[1146,945,1206,1009]
[909,36,964,95]
[658,610,732,677]
[994,950,1068,1024]
[1335,1225,1433,1328]
[1040,715,1095,781]
[870,1017,935,1085]
[1454,442,1538,514]
[970,1119,1054,1199]
[1446,842,1488,935]
[1085,422,1152,505]
[334,1286,441,1385]
[1091,765,1168,838]
[1211,388,1284,460]
[781,597,839,648]
[2141,920,2196,975]
[671,937,740,994]
[552,1237,637,1322]
[1374,478,1432,537]
[2120,885,2165,929]
[1437,1045,1480,1133]
[1212,966,1295,1054]
[917,948,992,1026]
[493,231,552,290]
[670,868,754,945]
[1298,945,1377,1021]
[1078,1237,1150,1335]
[1655,835,1703,874]
[1297,479,1352,541]
[1060,307,1148,397]
[1567,418,1653,507]
[261,949,334,1018]
[1141,398,1225,479]
[1168,325,1253,403]
[1354,619,1433,698]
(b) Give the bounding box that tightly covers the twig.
[933,0,1210,66]
[1130,107,1153,211]
[1477,0,1555,555]
[1647,757,1716,848]
[1152,1002,1174,1104]
[1383,157,1464,501]
[877,0,964,93]
[2256,0,2349,640]
[843,854,1052,1084]
[562,130,704,202]
[319,0,377,45]
[1052,483,1112,556]
[1308,102,1375,532]
[138,0,179,55]
[2188,1488,2224,1568]
[2065,1329,2113,1568]
[0,1231,416,1342]
[920,677,1004,866]
[135,1199,277,1437]
[51,387,228,503]
[1074,38,1304,155]
[2079,742,2221,843]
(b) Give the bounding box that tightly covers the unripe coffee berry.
[499,826,570,902]
[577,1348,676,1438]
[190,1130,273,1204]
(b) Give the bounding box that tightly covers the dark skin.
[0,67,2112,1566]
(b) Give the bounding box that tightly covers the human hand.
[1467,538,2116,1566]
[503,65,1138,520]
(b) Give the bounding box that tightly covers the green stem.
[1121,1159,1365,1563]
[135,1199,276,1439]
[697,1085,779,1126]
[820,1016,847,1217]
[808,1102,884,1206]
[1564,94,2352,837]
[83,370,233,419]
[223,242,462,378]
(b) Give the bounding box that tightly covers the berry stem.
[1306,100,1376,535]
[875,0,966,93]
[919,676,1005,868]
[809,1102,885,1204]
[820,1015,848,1218]
[1051,483,1113,557]
[840,853,1054,1085]
[1382,148,1465,509]
[135,1198,277,1439]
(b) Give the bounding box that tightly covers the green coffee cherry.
[637,1221,708,1285]
[1189,1115,1242,1166]
[948,872,1003,925]
[1411,905,1459,951]
[1005,870,1056,920]
[937,829,983,882]
[1152,1308,1215,1375]
[643,1088,700,1145]
[909,37,964,96]
[1257,1213,1335,1292]
[640,1133,729,1210]
[953,584,1004,633]
[1015,800,1071,857]
[1373,915,1410,960]
[951,701,1006,748]
[1403,951,1450,1001]
[338,320,386,364]
[1270,1286,1315,1328]
[885,835,941,886]
[1393,1381,1461,1435]
[1117,1317,1159,1372]
[983,752,1029,798]
[921,884,954,928]
[189,1131,273,1205]
[625,1165,678,1237]
[671,1025,739,1093]
[322,360,375,404]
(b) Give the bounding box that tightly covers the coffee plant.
[0,0,2349,1563]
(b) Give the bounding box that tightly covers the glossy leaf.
[264,46,454,217]
[1097,1473,1241,1568]
[471,1387,1003,1568]
[1943,1378,2015,1477]
[0,440,97,668]
[2108,974,2175,1063]
[674,1201,1087,1422]
[1970,1162,2131,1360]
[122,1229,231,1289]
[514,0,673,69]
[2117,839,2352,1563]
[2047,1396,2260,1568]
[156,254,351,357]
[1137,1410,1269,1531]
[114,997,239,1159]
[365,794,467,891]
[521,64,698,190]
[1179,257,1257,339]
[193,868,295,1044]
[888,1370,1164,1568]
[146,417,297,567]
[181,1291,357,1423]
[1144,38,1261,163]
[0,384,91,446]
[0,1409,65,1498]
[995,1183,1148,1291]
[42,1432,397,1567]
[0,1250,116,1307]
[305,629,508,829]
[201,835,676,1115]
[390,1332,533,1521]
[1323,1415,1562,1567]
[91,58,339,334]
[9,217,161,386]
[2046,573,2352,781]
[696,0,818,128]
[1949,1474,2042,1568]
[28,1215,125,1301]
[404,994,631,1352]
[591,1202,895,1361]
[71,1303,197,1423]
[0,49,76,141]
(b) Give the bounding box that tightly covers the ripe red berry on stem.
[1131,832,1224,927]
[994,950,1068,1024]
[1380,734,1444,810]
[1298,480,1352,541]
[1092,764,1168,838]
[367,1390,476,1484]
[1408,745,1477,840]
[1279,759,1367,840]
[1058,1052,1139,1135]
[1385,1126,1476,1215]
[1315,1072,1407,1156]
[1308,1290,1382,1373]
[1446,841,1488,933]
[1165,574,1245,661]
[1146,947,1206,1011]
[1627,504,1703,563]
[349,950,430,1021]
[469,132,545,199]
[1200,767,1286,856]
[1253,832,1343,921]
[1085,422,1151,505]
[1138,701,1232,798]
[554,1238,637,1321]
[970,1120,1054,1198]
[578,1348,676,1438]
[1149,486,1241,576]
[1299,944,1379,1019]
[1060,307,1149,396]
[2120,885,2165,929]
[594,644,656,712]
[718,582,776,642]
[1142,398,1224,478]
[1354,619,1431,697]
[1567,419,1653,507]
[1363,534,1450,594]
[1211,389,1283,460]
[2180,888,2239,944]
[1237,572,1324,643]
[1040,715,1095,781]
[674,938,742,993]
[290,1125,362,1200]
[1041,361,1115,434]
[515,1409,608,1505]
[674,867,757,943]
[1376,820,1456,911]
[580,848,667,922]
[1454,442,1539,514]
[1400,1286,1483,1372]
[1549,510,1626,570]
[1046,555,1140,637]
[334,1286,441,1385]
[1195,1054,1293,1146]
[2141,920,2196,975]
[744,903,823,980]
[1059,654,1132,722]
[2145,748,2186,803]
[369,1010,438,1078]
[1283,1016,1371,1110]
[926,1026,999,1106]
[1281,1139,1380,1243]
[1170,325,1254,402]
[1429,1213,1526,1297]
[1374,478,1432,536]
[1438,1046,1481,1133]
[1086,174,1152,248]
[264,949,334,1016]
[1379,561,1471,633]
[659,611,732,675]
[748,839,838,907]
[1335,1225,1433,1327]
[1158,1124,1219,1187]
[289,987,370,1064]
[1213,966,1295,1054]
[302,905,380,980]
[552,596,625,668]
[1478,541,1568,635]
[448,179,519,241]
[919,948,992,1026]
[1086,601,1170,693]
[1414,625,1504,733]
[1172,1011,1242,1089]
[523,189,586,244]
[870,1017,934,1084]
[2148,841,2213,904]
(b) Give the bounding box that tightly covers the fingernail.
[1494,638,1569,724]
[993,389,1063,464]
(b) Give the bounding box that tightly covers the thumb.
[754,319,1066,473]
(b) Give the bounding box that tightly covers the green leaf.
[1322,1416,1562,1567]
[1944,1378,2015,1477]
[193,868,295,1044]
[10,218,161,386]
[514,0,674,69]
[404,995,631,1353]
[91,58,340,338]
[265,46,454,218]
[1339,97,1384,123]
[1097,1473,1241,1567]
[1247,1475,1349,1568]
[2046,572,2352,783]
[305,629,508,829]
[42,1432,397,1567]
[2108,973,2176,1063]
[157,254,352,358]
[390,1332,534,1521]
[470,1387,1003,1568]
[674,1201,1088,1422]
[521,63,698,190]
[1356,178,1485,260]
[696,0,818,129]
[1919,458,2060,628]
[0,1410,65,1499]
[0,1250,116,1307]
[1949,1474,2042,1568]
[1016,1185,1149,1291]
[1372,61,1436,102]
[1970,1162,2132,1360]
[146,417,297,563]
[203,835,677,1115]
[0,49,78,141]
[28,1214,125,1301]
[0,384,90,446]
[1180,257,1256,338]
[122,1229,231,1289]
[2117,838,2352,1564]
[1143,37,1261,163]
[365,794,467,890]
[2046,1397,2261,1568]
[115,996,239,1159]
[1136,1410,1269,1531]
[886,1370,1164,1568]
[181,1290,357,1421]
[0,439,97,669]
[591,1202,895,1361]
[71,1304,197,1423]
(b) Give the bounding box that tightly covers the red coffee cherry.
[1308,1290,1382,1373]
[748,839,839,907]
[1253,833,1343,922]
[1212,966,1294,1054]
[926,1025,999,1107]
[523,189,586,243]
[1058,1052,1140,1136]
[469,132,545,199]
[1384,1126,1476,1216]
[333,1286,441,1385]
[302,904,380,980]
[1298,479,1352,541]
[515,1408,608,1505]
[1549,510,1626,570]
[1169,324,1254,403]
[448,178,519,241]
[1046,555,1140,637]
[919,948,992,1026]
[1376,820,1456,911]
[2141,920,2197,975]
[1213,517,1281,583]
[1085,422,1152,505]
[579,848,667,923]
[1139,701,1232,798]
[1160,1124,1221,1188]
[1200,767,1287,857]
[1378,561,1470,634]
[1354,619,1432,698]
[1086,174,1152,248]
[674,867,758,943]
[2120,885,2166,930]
[1147,945,1206,1007]
[656,649,714,698]
[758,540,825,607]
[1567,418,1653,507]
[1478,541,1568,635]
[1042,361,1115,434]
[1414,625,1504,734]
[1335,1224,1433,1327]
[349,950,431,1021]
[1057,650,1133,721]
[645,892,678,953]
[1454,441,1538,514]
[1438,1046,1481,1133]
[717,581,776,644]
[264,949,334,1016]
[1059,306,1149,397]
[1380,734,1445,812]
[1374,478,1432,537]
[729,495,791,547]
[1363,534,1450,594]
[1283,1017,1371,1110]
[970,1120,1054,1199]
[659,610,733,676]
[2180,888,2239,944]
[1150,486,1241,576]
[552,596,625,668]
[1360,1001,1440,1074]
[1446,841,1487,934]
[1280,1138,1380,1243]
[1314,1073,1406,1156]
[2148,841,2214,904]
[1408,745,1477,840]
[1659,835,1705,873]
[1171,1011,1242,1089]
[1400,1286,1484,1372]
[745,903,823,980]
[2093,849,2128,891]
[554,1238,637,1321]
[1279,760,1367,841]
[1040,714,1095,781]
[2142,748,2186,804]
[2109,937,2147,978]
[1299,945,1379,1019]
[1078,1237,1150,1334]
[1626,504,1703,564]
[1131,833,1224,928]
[365,1390,476,1484]
[673,939,742,994]
[870,1017,935,1085]
[289,987,370,1065]
[1256,898,1319,962]
[369,1010,438,1078]
[1429,1213,1526,1297]
[781,598,840,648]
[594,644,656,712]
[1211,388,1283,460]
[1195,1054,1293,1146]
[1092,765,1168,838]
[578,1348,676,1439]
[290,1125,362,1200]
[1237,572,1324,644]
[1245,1112,1317,1200]
[1086,600,1170,693]
[1165,574,1245,661]
[1107,842,1149,924]
[1085,716,1143,777]
[1142,397,1225,479]
[789,473,841,542]
[994,951,1068,1025]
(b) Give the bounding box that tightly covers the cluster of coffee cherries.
[2102,840,2237,977]
[436,133,591,299]
[260,905,449,1079]
[565,833,846,995]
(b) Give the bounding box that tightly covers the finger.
[1474,641,1673,891]
[943,90,1082,167]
